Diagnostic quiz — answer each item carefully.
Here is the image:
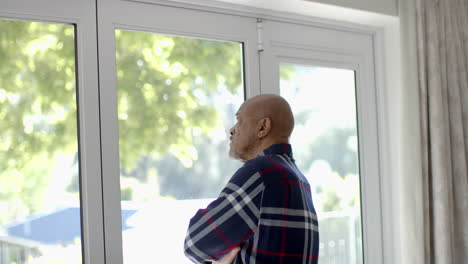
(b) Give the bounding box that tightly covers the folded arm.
[184,164,264,263]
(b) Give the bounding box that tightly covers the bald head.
[229,94,295,161]
[241,94,294,140]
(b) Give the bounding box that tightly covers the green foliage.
[322,188,342,211]
[305,127,358,177]
[279,63,297,82]
[155,134,241,199]
[0,20,77,171]
[295,126,360,212]
[318,171,360,212]
[115,30,242,170]
[115,30,243,200]
[0,19,77,224]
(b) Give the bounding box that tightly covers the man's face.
[229,105,257,161]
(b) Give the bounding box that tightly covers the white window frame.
[258,18,385,263]
[0,1,105,263]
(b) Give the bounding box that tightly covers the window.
[0,18,82,264]
[281,65,363,263]
[114,30,244,263]
[259,18,383,262]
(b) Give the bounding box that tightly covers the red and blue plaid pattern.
[184,143,319,264]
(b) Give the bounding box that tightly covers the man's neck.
[257,137,289,155]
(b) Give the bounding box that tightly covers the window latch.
[257,18,264,52]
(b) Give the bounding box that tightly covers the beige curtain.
[401,0,468,263]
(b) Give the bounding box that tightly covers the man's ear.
[257,117,271,139]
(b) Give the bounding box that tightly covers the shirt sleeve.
[184,161,264,264]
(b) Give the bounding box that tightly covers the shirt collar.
[259,143,293,157]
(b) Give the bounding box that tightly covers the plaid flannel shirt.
[184,143,319,264]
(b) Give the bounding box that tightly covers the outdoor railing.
[0,235,41,264]
[317,209,363,264]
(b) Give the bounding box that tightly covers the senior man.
[184,94,319,264]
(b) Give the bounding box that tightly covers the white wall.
[204,0,397,16]
[304,0,397,16]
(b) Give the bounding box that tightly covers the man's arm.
[184,162,264,263]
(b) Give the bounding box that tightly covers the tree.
[0,20,78,224]
[114,30,242,171]
[115,30,243,200]
[304,127,358,177]
[299,126,360,212]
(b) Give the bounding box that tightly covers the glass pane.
[280,64,363,264]
[115,30,244,263]
[0,19,82,263]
